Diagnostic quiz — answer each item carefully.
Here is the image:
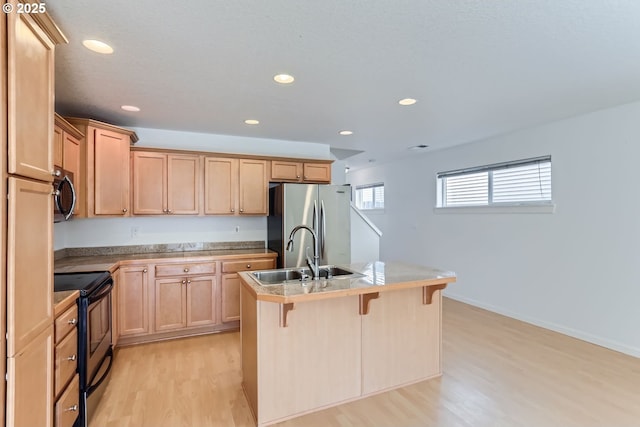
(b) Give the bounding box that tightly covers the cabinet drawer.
[55,374,80,427]
[155,262,215,277]
[222,259,275,273]
[55,305,78,344]
[55,328,78,397]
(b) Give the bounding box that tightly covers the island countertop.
[239,261,456,304]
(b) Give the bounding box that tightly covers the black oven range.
[54,271,114,427]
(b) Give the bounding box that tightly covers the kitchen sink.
[251,265,363,285]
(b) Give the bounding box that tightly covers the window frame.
[435,156,555,214]
[354,182,385,211]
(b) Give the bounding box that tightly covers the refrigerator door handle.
[320,200,326,258]
[313,200,318,232]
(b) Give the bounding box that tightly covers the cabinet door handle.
[143,268,148,273]
[184,268,189,273]
[66,405,78,412]
[187,280,191,284]
[53,169,62,177]
[67,354,77,362]
[68,318,77,325]
[122,208,128,213]
[246,264,251,269]
[230,208,235,213]
[296,175,300,179]
[181,280,186,284]
[239,208,244,213]
[167,209,172,214]
[163,209,167,213]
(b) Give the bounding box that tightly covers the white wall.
[55,128,332,250]
[347,100,640,358]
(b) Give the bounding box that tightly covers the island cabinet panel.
[118,265,150,338]
[361,287,442,395]
[249,294,362,425]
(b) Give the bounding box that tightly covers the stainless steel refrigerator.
[268,183,351,268]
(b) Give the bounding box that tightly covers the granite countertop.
[54,290,79,316]
[239,261,456,304]
[55,248,277,273]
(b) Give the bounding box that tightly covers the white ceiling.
[48,1,640,170]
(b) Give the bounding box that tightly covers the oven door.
[86,279,113,383]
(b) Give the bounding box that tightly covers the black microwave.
[53,167,76,222]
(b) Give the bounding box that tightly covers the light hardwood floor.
[91,298,640,427]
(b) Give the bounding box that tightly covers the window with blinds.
[437,156,551,207]
[355,183,385,210]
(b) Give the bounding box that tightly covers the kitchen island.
[238,261,456,427]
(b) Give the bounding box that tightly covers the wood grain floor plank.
[90,298,640,426]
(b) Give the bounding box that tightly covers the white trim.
[444,293,640,358]
[433,203,556,214]
[350,203,383,237]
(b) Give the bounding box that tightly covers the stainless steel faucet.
[286,225,320,279]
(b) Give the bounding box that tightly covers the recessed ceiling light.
[244,119,260,125]
[273,74,295,84]
[339,130,353,136]
[121,105,140,112]
[398,98,417,106]
[82,39,114,54]
[408,144,429,150]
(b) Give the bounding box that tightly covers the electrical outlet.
[235,226,240,233]
[131,226,140,238]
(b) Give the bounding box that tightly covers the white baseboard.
[444,292,640,359]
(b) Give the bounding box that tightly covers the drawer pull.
[67,354,77,362]
[66,405,78,412]
[68,318,77,325]
[184,268,189,273]
[187,280,191,284]
[246,264,251,269]
[181,280,186,284]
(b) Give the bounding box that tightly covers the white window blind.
[355,183,384,210]
[437,156,551,207]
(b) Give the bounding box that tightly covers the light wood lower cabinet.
[221,258,276,323]
[154,275,217,331]
[54,302,79,427]
[6,326,54,427]
[117,264,149,339]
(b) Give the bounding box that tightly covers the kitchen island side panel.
[256,296,362,425]
[361,287,442,395]
[241,287,259,420]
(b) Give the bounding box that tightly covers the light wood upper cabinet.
[7,9,61,182]
[270,160,332,183]
[64,118,138,218]
[132,150,201,215]
[204,157,268,215]
[54,114,84,215]
[94,128,131,215]
[239,159,269,214]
